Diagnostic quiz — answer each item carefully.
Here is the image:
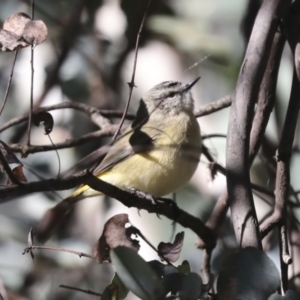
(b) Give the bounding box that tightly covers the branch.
[9,125,118,155]
[0,93,230,137]
[260,1,300,240]
[194,94,232,118]
[258,6,300,291]
[226,0,290,249]
[249,30,286,163]
[0,102,134,134]
[0,51,18,117]
[196,29,284,248]
[0,174,215,247]
[112,0,152,140]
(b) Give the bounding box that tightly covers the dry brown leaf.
[23,20,48,46]
[0,29,28,51]
[0,140,23,173]
[0,12,48,51]
[3,12,31,36]
[158,232,185,263]
[33,112,54,135]
[6,165,27,186]
[94,214,140,263]
[0,140,22,166]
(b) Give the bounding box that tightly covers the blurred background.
[0,0,297,299]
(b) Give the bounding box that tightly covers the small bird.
[37,78,202,240]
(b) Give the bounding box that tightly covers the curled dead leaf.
[158,232,185,263]
[94,214,140,263]
[33,112,54,135]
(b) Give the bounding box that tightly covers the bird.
[37,78,202,241]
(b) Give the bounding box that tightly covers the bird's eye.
[168,92,176,98]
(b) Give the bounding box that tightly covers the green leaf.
[177,260,191,274]
[110,247,166,300]
[177,272,202,300]
[101,284,118,300]
[164,272,183,295]
[217,247,280,300]
[101,274,129,300]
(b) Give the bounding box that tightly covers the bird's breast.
[100,112,201,197]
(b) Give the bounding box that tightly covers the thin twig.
[202,134,227,140]
[23,244,94,259]
[133,227,173,265]
[9,125,118,155]
[202,146,275,197]
[0,102,133,134]
[48,134,61,179]
[0,51,18,117]
[194,94,232,117]
[26,45,35,146]
[27,0,35,145]
[59,285,101,296]
[31,0,35,19]
[112,0,152,140]
[0,92,233,135]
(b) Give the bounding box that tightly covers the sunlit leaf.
[110,247,166,300]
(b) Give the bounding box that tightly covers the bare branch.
[9,125,118,155]
[226,0,290,249]
[0,50,18,117]
[194,94,232,118]
[23,244,94,259]
[249,30,286,163]
[0,173,215,247]
[0,102,134,134]
[260,1,300,240]
[59,285,101,296]
[26,42,35,146]
[112,0,152,140]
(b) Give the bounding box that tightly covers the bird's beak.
[182,77,201,92]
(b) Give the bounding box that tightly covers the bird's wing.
[93,126,160,175]
[93,100,162,175]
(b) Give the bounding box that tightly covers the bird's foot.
[127,188,158,205]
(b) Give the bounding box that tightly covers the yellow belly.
[77,113,201,198]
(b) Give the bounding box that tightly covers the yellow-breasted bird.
[37,78,202,241]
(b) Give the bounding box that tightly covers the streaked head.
[143,77,200,115]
